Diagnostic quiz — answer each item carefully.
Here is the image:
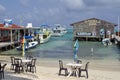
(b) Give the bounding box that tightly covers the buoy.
[91,48,94,56]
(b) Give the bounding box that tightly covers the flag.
[74,39,79,62]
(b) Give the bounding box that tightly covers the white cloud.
[19,0,29,6]
[61,0,86,11]
[92,0,120,8]
[48,8,60,16]
[0,4,6,12]
[98,0,120,4]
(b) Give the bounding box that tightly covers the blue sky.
[0,0,120,28]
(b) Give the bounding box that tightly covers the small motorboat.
[102,38,112,46]
[16,36,38,51]
[16,41,38,51]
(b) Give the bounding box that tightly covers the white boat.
[52,24,67,37]
[102,38,112,46]
[34,25,52,44]
[39,31,51,44]
[16,36,38,51]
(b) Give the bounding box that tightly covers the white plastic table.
[22,59,31,72]
[66,63,82,77]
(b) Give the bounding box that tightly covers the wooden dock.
[0,41,20,52]
[74,36,102,41]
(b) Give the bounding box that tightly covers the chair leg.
[3,72,4,79]
[79,70,81,77]
[32,66,36,73]
[0,73,2,79]
[32,67,34,73]
[86,70,88,78]
[35,66,36,72]
[15,66,18,73]
[30,67,32,72]
[58,69,61,75]
[29,66,31,72]
[18,67,20,73]
[65,70,67,76]
[31,67,34,73]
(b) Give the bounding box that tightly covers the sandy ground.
[0,55,120,80]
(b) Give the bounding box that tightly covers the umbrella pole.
[74,49,77,62]
[22,43,25,57]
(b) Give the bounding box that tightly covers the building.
[71,18,117,41]
[0,23,42,42]
[0,24,24,42]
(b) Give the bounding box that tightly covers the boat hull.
[16,41,38,51]
[102,38,112,46]
[40,33,51,43]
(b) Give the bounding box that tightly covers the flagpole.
[22,36,25,57]
[19,17,25,57]
[22,41,25,57]
[118,16,119,36]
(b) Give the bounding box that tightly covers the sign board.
[4,19,12,27]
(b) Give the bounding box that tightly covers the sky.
[0,0,120,29]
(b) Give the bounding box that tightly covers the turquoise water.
[1,29,120,62]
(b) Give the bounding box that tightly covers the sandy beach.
[0,55,120,80]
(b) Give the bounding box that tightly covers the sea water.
[1,29,120,69]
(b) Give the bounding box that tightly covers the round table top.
[66,63,82,67]
[22,59,31,63]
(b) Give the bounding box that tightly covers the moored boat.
[39,31,51,44]
[16,36,38,51]
[52,24,67,37]
[34,25,52,44]
[102,38,112,46]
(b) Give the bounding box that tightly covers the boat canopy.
[24,36,33,39]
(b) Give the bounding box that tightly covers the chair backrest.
[31,58,36,66]
[14,58,22,66]
[11,56,15,64]
[1,64,7,71]
[76,59,82,64]
[85,62,90,70]
[59,60,63,68]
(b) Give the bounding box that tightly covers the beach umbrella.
[73,39,79,62]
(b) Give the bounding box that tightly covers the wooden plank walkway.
[0,41,20,52]
[0,41,20,48]
[0,42,14,48]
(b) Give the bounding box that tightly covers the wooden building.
[0,24,24,42]
[0,23,41,42]
[71,18,117,41]
[0,23,41,51]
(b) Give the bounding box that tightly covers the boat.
[39,31,51,44]
[52,24,67,37]
[34,25,52,44]
[102,38,112,46]
[16,36,38,51]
